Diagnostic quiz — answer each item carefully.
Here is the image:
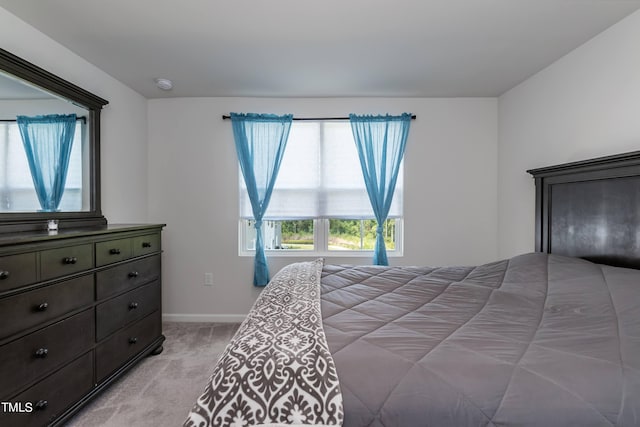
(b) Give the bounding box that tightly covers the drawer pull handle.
[110,248,121,255]
[34,348,49,358]
[129,337,138,344]
[128,271,139,278]
[0,270,9,280]
[34,400,48,410]
[37,302,49,311]
[63,257,78,264]
[129,302,139,310]
[142,242,152,248]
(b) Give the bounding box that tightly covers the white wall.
[148,97,498,320]
[0,8,149,222]
[497,10,640,258]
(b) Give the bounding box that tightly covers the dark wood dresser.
[0,224,165,427]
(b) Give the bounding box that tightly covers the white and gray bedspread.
[186,253,640,426]
[185,259,343,427]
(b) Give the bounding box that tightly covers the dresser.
[0,224,165,427]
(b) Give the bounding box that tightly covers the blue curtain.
[350,113,412,265]
[17,114,77,212]
[231,112,293,286]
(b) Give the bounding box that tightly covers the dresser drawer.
[0,274,94,340]
[96,281,160,341]
[96,237,133,267]
[0,352,93,427]
[96,254,160,300]
[0,252,37,292]
[132,233,161,257]
[41,244,94,281]
[0,309,94,400]
[96,311,161,382]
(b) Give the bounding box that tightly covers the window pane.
[243,219,314,250]
[328,219,396,251]
[280,220,314,250]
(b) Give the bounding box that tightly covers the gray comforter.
[320,253,640,426]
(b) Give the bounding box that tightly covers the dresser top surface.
[0,223,165,248]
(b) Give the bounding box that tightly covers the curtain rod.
[222,114,416,121]
[0,116,87,123]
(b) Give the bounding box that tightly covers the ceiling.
[1,0,639,99]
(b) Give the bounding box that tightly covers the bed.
[185,151,640,427]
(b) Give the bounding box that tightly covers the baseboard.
[162,313,247,323]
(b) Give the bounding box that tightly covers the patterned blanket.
[185,259,344,427]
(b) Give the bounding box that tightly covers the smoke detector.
[154,78,173,91]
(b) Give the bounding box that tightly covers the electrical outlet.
[204,273,214,286]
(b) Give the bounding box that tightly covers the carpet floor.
[65,322,240,427]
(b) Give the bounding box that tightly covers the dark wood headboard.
[528,150,640,270]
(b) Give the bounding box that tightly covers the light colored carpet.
[65,322,240,427]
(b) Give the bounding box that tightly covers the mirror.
[0,48,108,233]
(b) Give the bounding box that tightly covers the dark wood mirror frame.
[0,48,109,233]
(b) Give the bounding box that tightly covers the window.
[0,120,86,212]
[239,121,403,256]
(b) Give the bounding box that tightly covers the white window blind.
[239,121,403,220]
